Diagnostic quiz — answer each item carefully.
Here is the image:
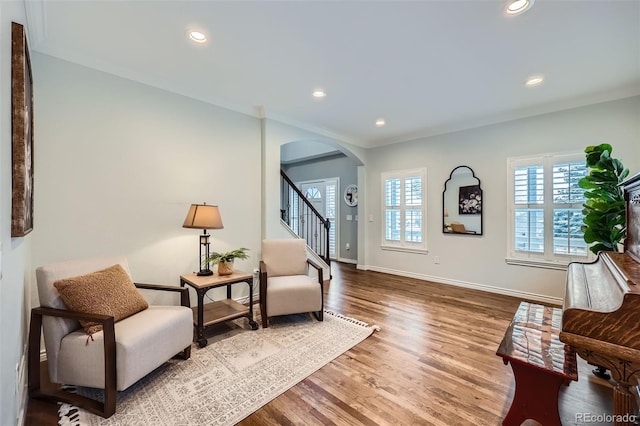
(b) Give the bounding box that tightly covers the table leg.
[195,288,207,348]
[181,279,206,347]
[502,361,568,426]
[245,278,258,330]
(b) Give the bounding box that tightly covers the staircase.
[280,169,331,270]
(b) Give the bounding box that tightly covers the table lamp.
[183,203,224,276]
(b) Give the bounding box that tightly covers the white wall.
[363,96,640,303]
[0,4,31,425]
[31,54,262,304]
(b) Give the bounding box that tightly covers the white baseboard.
[335,257,357,265]
[360,264,563,305]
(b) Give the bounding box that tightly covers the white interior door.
[298,179,338,258]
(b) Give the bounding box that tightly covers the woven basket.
[217,261,234,276]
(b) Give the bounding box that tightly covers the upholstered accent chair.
[28,255,193,418]
[259,239,324,328]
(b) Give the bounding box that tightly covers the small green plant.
[579,143,629,254]
[204,248,250,266]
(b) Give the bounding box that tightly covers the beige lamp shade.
[183,204,224,230]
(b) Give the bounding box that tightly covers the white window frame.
[381,168,427,254]
[506,152,591,269]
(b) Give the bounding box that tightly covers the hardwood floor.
[26,262,614,425]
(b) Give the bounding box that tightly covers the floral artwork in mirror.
[443,166,483,235]
[458,185,482,215]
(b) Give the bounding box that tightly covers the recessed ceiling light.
[312,89,326,98]
[375,118,386,127]
[524,75,544,87]
[188,31,207,43]
[505,0,535,16]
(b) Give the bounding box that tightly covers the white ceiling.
[26,0,640,149]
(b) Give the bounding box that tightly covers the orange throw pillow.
[54,264,149,335]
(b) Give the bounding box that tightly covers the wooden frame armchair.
[259,239,324,328]
[28,256,193,418]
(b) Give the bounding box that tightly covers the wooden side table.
[180,270,258,348]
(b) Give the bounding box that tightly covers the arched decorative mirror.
[443,166,483,235]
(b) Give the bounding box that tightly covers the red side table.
[496,302,578,426]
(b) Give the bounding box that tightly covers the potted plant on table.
[204,248,250,276]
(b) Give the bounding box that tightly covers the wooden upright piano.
[560,172,640,425]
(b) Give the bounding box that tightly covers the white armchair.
[28,255,193,418]
[259,239,324,328]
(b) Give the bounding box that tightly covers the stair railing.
[280,169,331,267]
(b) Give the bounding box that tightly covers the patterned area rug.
[58,310,378,425]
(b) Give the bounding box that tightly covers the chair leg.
[28,311,44,400]
[173,345,192,360]
[29,308,117,418]
[259,267,269,328]
[103,320,117,417]
[260,297,269,328]
[29,356,116,418]
[104,382,116,418]
[31,380,117,418]
[313,310,324,321]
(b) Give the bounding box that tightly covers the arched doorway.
[280,139,363,263]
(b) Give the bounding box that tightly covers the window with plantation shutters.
[507,153,589,269]
[382,168,427,253]
[513,164,544,253]
[552,161,588,256]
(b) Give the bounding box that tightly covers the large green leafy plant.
[579,143,629,254]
